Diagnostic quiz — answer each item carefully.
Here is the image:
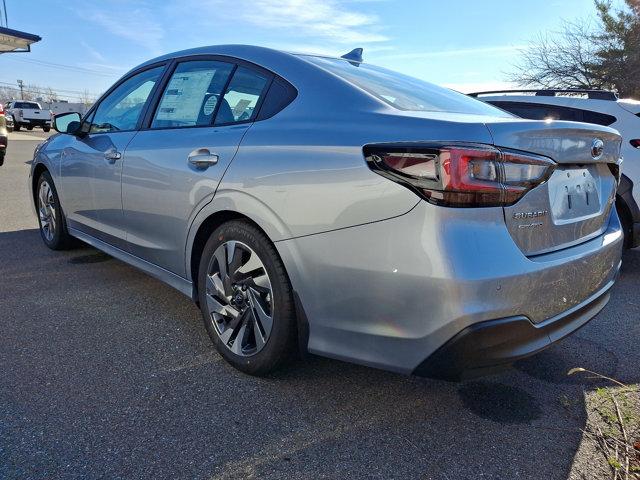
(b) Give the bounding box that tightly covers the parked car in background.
[31,45,623,379]
[0,103,7,165]
[472,89,640,248]
[5,100,52,132]
[4,107,14,132]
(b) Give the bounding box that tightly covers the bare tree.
[78,89,95,106]
[43,86,58,103]
[509,1,640,97]
[0,86,19,104]
[508,21,602,90]
[22,84,41,101]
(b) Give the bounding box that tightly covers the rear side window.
[489,101,616,126]
[303,55,511,116]
[214,66,270,125]
[152,60,234,128]
[256,77,297,121]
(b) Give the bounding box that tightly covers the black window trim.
[80,61,170,135]
[80,54,298,135]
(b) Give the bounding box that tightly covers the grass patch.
[568,368,640,479]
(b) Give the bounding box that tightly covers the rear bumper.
[277,200,624,375]
[18,119,50,126]
[413,277,616,380]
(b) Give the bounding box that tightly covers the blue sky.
[0,0,619,102]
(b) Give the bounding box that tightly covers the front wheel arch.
[32,163,50,206]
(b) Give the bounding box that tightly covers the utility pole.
[0,0,7,28]
[17,80,24,100]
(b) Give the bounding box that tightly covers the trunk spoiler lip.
[481,119,622,166]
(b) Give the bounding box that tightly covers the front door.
[60,65,165,249]
[121,60,271,275]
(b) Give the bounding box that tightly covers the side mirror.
[53,112,82,135]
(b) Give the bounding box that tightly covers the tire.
[0,152,4,166]
[197,220,297,375]
[43,126,51,132]
[35,171,75,250]
[616,197,633,249]
[13,123,20,131]
[26,126,33,131]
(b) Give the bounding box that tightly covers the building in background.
[0,26,40,53]
[38,100,92,116]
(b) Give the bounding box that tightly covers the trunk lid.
[486,120,621,256]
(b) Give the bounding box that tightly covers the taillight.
[0,103,4,115]
[364,144,555,207]
[630,139,640,148]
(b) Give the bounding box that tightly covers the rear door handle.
[104,149,122,163]
[188,148,219,169]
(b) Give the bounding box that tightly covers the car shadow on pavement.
[1,228,638,480]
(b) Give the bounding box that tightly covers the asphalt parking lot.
[1,132,639,480]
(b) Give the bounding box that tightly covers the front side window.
[152,60,234,128]
[214,66,270,125]
[302,55,511,116]
[90,66,164,133]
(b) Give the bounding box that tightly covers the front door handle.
[104,149,122,163]
[188,148,219,170]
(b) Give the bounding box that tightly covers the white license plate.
[548,168,599,221]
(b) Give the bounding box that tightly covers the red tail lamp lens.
[364,144,555,207]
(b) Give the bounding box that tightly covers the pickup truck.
[5,101,52,132]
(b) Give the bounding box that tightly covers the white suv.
[472,89,640,248]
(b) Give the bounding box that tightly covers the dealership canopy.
[0,26,41,53]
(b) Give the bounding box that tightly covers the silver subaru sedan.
[31,45,623,379]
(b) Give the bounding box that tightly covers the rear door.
[486,120,622,256]
[121,58,272,275]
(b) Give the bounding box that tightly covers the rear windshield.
[302,55,511,116]
[13,102,41,109]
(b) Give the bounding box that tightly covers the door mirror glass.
[53,112,82,134]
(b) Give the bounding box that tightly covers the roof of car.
[130,44,352,77]
[119,44,385,116]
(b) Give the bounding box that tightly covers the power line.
[0,83,100,102]
[2,56,122,77]
[0,80,101,96]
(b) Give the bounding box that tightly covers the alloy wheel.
[205,241,274,357]
[38,180,56,242]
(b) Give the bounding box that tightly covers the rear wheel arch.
[189,210,288,300]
